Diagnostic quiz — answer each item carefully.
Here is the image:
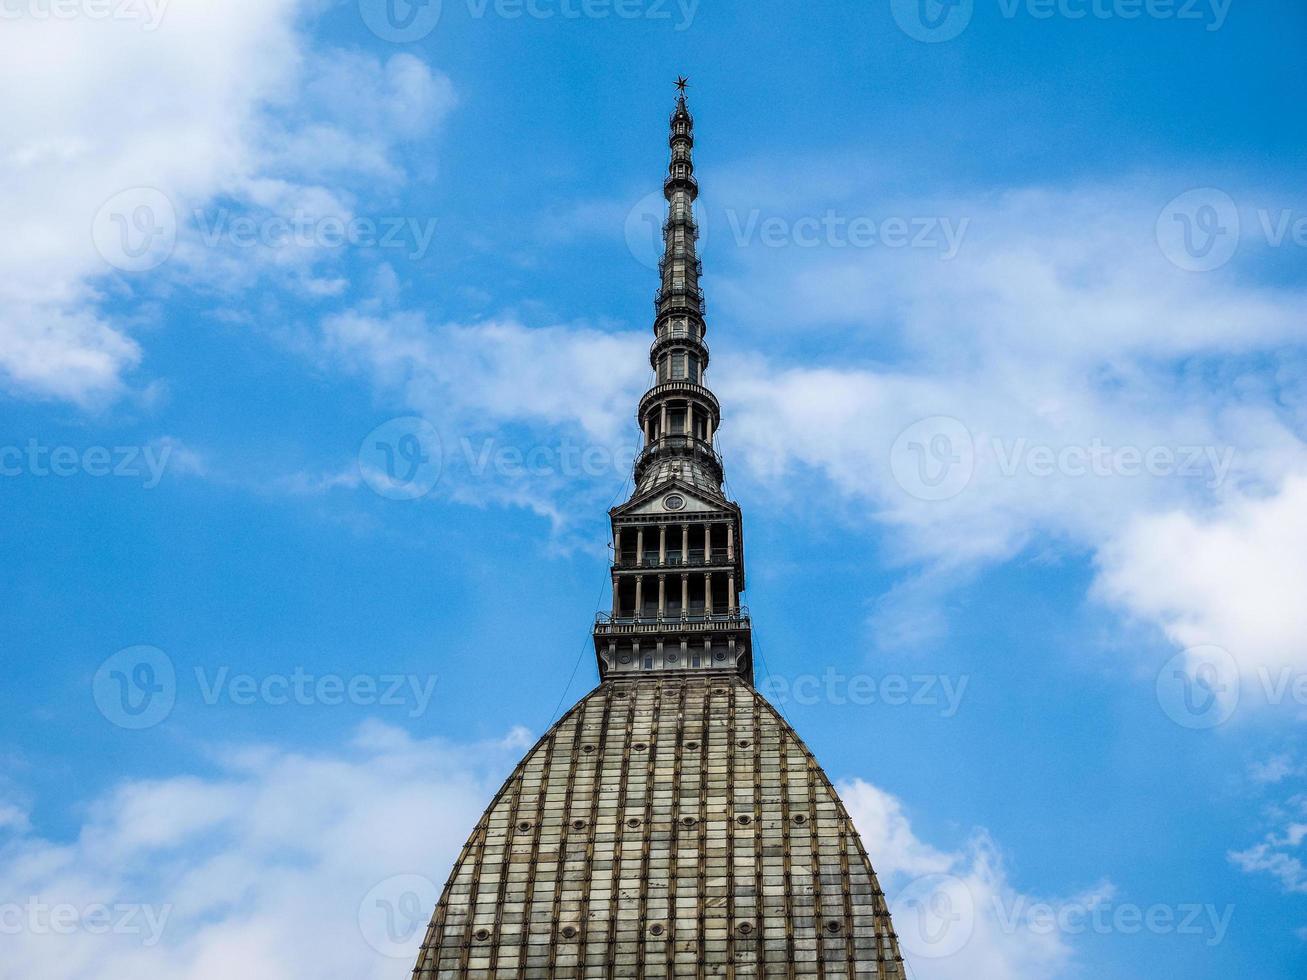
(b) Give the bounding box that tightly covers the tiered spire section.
[593,82,753,684]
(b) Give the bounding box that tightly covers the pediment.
[614,479,735,519]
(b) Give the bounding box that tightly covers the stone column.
[659,525,667,565]
[612,573,620,617]
[680,573,689,617]
[661,402,668,439]
[635,576,644,618]
[728,573,737,613]
[681,524,690,565]
[727,524,735,561]
[636,528,645,566]
[705,572,714,615]
[614,527,622,561]
[658,575,666,618]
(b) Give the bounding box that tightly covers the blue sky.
[2,1,1306,977]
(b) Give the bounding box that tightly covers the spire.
[632,78,723,499]
[593,82,753,684]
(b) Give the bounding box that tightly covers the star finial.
[675,76,689,95]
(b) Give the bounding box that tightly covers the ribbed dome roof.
[413,674,904,978]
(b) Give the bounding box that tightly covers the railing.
[664,174,699,196]
[653,289,706,316]
[614,550,735,570]
[649,328,709,362]
[595,607,750,632]
[638,382,720,419]
[657,257,703,279]
[662,217,699,239]
[632,434,723,484]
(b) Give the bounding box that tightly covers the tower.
[411,83,906,979]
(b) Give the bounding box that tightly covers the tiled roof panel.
[413,674,904,978]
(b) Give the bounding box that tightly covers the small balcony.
[664,173,699,196]
[632,434,724,485]
[637,382,720,421]
[593,607,751,636]
[654,288,706,316]
[614,549,734,571]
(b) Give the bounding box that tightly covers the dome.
[412,674,903,977]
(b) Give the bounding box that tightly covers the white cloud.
[0,4,452,407]
[0,731,1097,980]
[0,722,521,980]
[1095,475,1307,684]
[840,778,1103,980]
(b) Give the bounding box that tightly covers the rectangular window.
[643,656,654,670]
[691,654,701,668]
[672,353,686,379]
